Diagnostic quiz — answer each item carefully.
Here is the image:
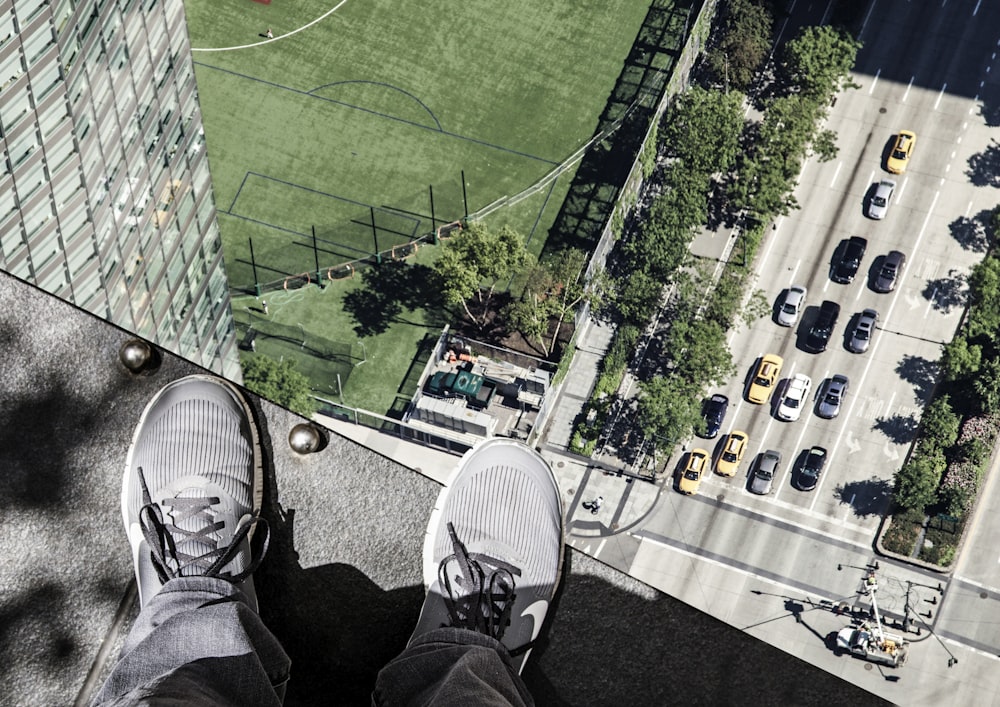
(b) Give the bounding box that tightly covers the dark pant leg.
[373,628,533,707]
[92,577,290,707]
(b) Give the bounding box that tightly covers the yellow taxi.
[747,354,783,404]
[886,130,916,174]
[679,448,709,495]
[715,431,748,477]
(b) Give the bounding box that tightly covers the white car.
[777,373,812,421]
[777,285,807,327]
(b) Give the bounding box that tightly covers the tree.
[893,449,945,511]
[941,334,982,382]
[662,87,745,176]
[434,222,527,329]
[812,128,839,162]
[505,249,607,357]
[615,269,663,325]
[973,357,1000,414]
[704,0,773,91]
[739,288,771,329]
[636,375,700,446]
[666,318,736,387]
[241,354,317,416]
[917,395,960,452]
[966,254,1000,341]
[782,25,862,99]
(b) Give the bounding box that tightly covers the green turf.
[232,246,447,416]
[184,0,655,413]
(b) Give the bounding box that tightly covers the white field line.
[192,0,350,52]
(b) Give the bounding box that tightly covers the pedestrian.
[590,495,603,515]
[261,299,269,315]
[266,28,273,39]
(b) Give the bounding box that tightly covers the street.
[572,1,1000,704]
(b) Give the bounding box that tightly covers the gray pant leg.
[92,577,290,707]
[372,628,533,707]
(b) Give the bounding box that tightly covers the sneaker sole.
[120,375,264,545]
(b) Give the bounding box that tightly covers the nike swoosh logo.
[520,600,549,642]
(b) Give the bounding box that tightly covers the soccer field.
[184,0,653,290]
[183,0,668,414]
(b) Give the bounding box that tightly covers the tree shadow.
[342,261,439,337]
[948,209,995,253]
[922,272,967,313]
[967,138,1000,188]
[542,0,698,259]
[872,412,920,445]
[834,476,894,518]
[895,354,939,404]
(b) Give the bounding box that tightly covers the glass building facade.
[0,0,239,379]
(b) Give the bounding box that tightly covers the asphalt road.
[613,1,1000,704]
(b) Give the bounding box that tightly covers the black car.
[700,393,728,438]
[797,446,827,491]
[806,300,841,353]
[832,236,868,284]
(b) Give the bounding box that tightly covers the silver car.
[777,285,807,327]
[848,309,879,353]
[868,179,896,220]
[818,375,849,418]
[750,449,781,495]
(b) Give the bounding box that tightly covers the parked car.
[716,430,748,477]
[818,374,850,418]
[778,285,807,327]
[868,179,896,220]
[848,309,879,353]
[679,449,709,495]
[700,394,729,438]
[750,449,781,495]
[777,373,812,421]
[886,130,916,174]
[797,446,828,491]
[806,300,841,353]
[747,354,783,404]
[874,250,906,293]
[832,236,868,284]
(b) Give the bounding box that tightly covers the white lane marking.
[633,533,843,604]
[935,83,947,110]
[859,0,878,38]
[594,537,608,557]
[830,161,843,187]
[902,76,914,102]
[966,201,974,218]
[788,259,802,286]
[869,68,881,94]
[974,0,982,15]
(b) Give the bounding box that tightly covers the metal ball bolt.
[119,339,156,374]
[289,423,322,454]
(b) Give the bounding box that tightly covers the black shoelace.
[438,522,522,645]
[137,466,268,584]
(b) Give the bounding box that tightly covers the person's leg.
[92,375,289,706]
[374,439,564,707]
